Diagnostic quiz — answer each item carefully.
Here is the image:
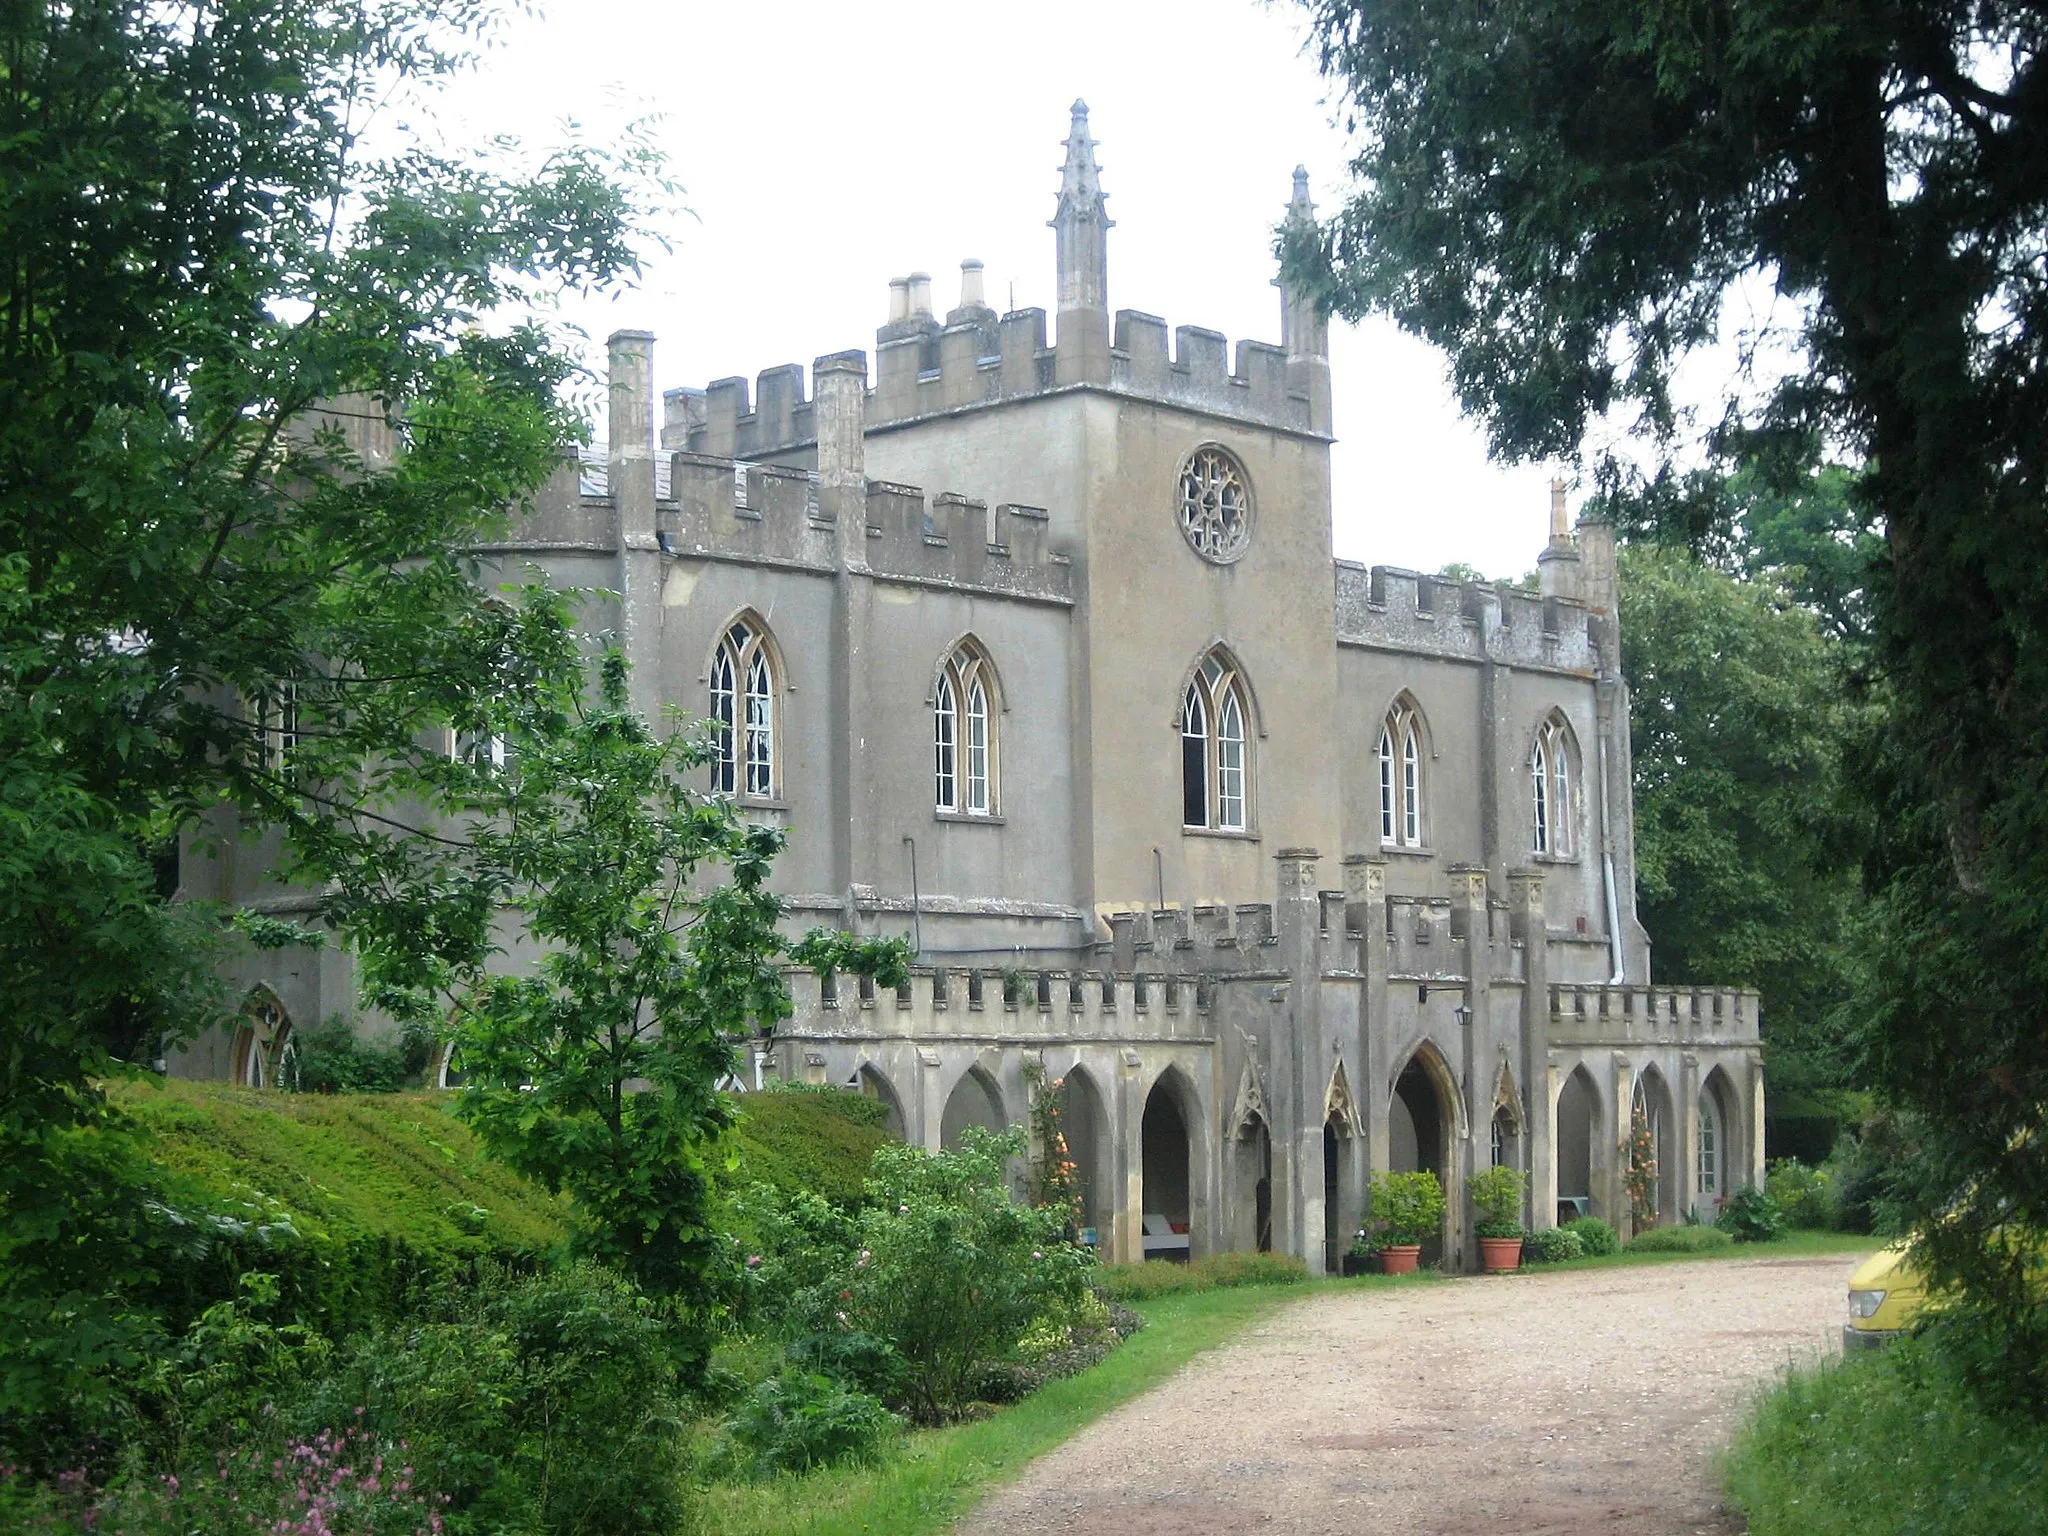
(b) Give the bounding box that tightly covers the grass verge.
[691,1271,1434,1536]
[1723,1337,2048,1536]
[1526,1229,1876,1274]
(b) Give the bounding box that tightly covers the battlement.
[779,961,1229,1044]
[661,449,1072,600]
[1098,902,1284,974]
[1334,561,1600,674]
[1547,983,1762,1046]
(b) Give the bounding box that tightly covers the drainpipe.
[1597,736,1624,984]
[903,835,922,959]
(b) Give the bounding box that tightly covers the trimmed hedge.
[1626,1223,1734,1254]
[716,1087,894,1207]
[1096,1252,1308,1302]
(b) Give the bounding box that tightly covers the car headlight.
[1848,1289,1887,1319]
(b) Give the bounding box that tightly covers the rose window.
[1177,447,1252,562]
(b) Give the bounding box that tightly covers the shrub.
[1766,1158,1836,1229]
[1564,1216,1618,1256]
[1626,1224,1734,1254]
[289,1016,432,1094]
[720,1370,899,1478]
[1096,1251,1309,1302]
[1725,1339,2048,1535]
[1717,1184,1787,1243]
[296,1263,689,1536]
[834,1130,1091,1423]
[1367,1170,1447,1246]
[781,1330,905,1401]
[1469,1165,1527,1238]
[1526,1227,1585,1263]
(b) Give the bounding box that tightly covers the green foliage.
[720,1371,901,1479]
[1021,1060,1082,1223]
[1618,544,1869,1103]
[716,1091,893,1208]
[1725,1339,2048,1536]
[1526,1227,1585,1263]
[1366,1169,1445,1247]
[1563,1217,1618,1257]
[298,1263,689,1536]
[1094,1252,1309,1302]
[1468,1165,1527,1239]
[1625,1224,1733,1255]
[1292,0,2048,1412]
[1717,1185,1788,1244]
[834,1130,1090,1423]
[289,1017,433,1096]
[1766,1159,1838,1231]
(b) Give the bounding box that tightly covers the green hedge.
[716,1087,893,1206]
[1625,1223,1733,1254]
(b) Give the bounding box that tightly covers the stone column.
[1508,867,1553,1231]
[1607,1052,1635,1236]
[1274,848,1325,1274]
[815,351,869,921]
[1679,1051,1702,1220]
[1446,864,1490,1271]
[606,330,659,719]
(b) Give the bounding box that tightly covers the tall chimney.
[959,258,986,311]
[887,277,910,324]
[606,329,655,538]
[907,271,933,318]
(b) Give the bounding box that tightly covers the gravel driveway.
[959,1251,1869,1536]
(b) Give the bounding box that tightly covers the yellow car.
[1844,1243,1928,1350]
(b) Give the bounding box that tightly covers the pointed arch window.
[1182,652,1251,832]
[1697,1088,1722,1201]
[1377,697,1426,848]
[1531,713,1577,856]
[935,642,997,815]
[711,617,777,799]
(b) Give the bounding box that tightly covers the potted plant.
[1343,1228,1379,1277]
[1470,1164,1528,1272]
[1366,1170,1445,1274]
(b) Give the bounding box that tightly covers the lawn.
[1529,1229,1878,1274]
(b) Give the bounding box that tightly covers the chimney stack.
[959,258,986,311]
[907,271,933,319]
[887,277,910,324]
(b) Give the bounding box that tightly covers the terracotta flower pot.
[1378,1244,1422,1275]
[1479,1236,1524,1273]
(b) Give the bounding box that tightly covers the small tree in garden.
[1469,1165,1527,1240]
[835,1129,1090,1423]
[1022,1060,1082,1225]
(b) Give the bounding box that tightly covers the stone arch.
[1140,1065,1202,1261]
[1698,1064,1742,1212]
[853,1061,907,1142]
[1489,1057,1526,1172]
[1555,1062,1602,1223]
[1389,1039,1463,1266]
[925,631,1007,713]
[1170,639,1267,739]
[229,986,293,1090]
[699,604,790,690]
[1632,1063,1679,1229]
[1527,708,1585,857]
[939,1062,1006,1150]
[1054,1063,1110,1246]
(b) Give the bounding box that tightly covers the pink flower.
[745,1254,761,1268]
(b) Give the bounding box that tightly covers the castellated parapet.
[1334,561,1601,675]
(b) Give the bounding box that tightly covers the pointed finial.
[1057,99,1105,214]
[1285,165,1316,228]
[1549,476,1570,541]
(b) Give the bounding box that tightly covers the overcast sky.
[432,0,1566,579]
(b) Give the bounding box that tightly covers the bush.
[1725,1339,2048,1535]
[720,1370,899,1478]
[289,1016,432,1094]
[1367,1170,1447,1246]
[295,1263,689,1536]
[1469,1165,1528,1238]
[781,1330,905,1401]
[1717,1184,1787,1243]
[1766,1158,1836,1229]
[1096,1251,1309,1302]
[1626,1224,1734,1254]
[1526,1226,1585,1263]
[717,1090,894,1208]
[833,1130,1091,1423]
[1564,1216,1618,1256]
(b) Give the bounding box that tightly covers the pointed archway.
[1556,1064,1601,1225]
[1389,1040,1463,1268]
[940,1064,1006,1150]
[1057,1065,1110,1248]
[1141,1069,1197,1261]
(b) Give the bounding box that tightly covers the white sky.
[430,0,1565,579]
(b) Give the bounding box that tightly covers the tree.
[1290,0,2048,1406]
[1620,543,1866,1110]
[309,645,908,1324]
[0,0,659,1140]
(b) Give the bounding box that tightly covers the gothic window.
[1377,697,1427,848]
[711,616,777,799]
[1176,445,1253,562]
[1697,1088,1722,1200]
[232,993,292,1090]
[1531,713,1577,856]
[934,642,997,815]
[249,681,299,777]
[1182,652,1252,831]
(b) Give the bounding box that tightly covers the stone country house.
[175,104,1764,1274]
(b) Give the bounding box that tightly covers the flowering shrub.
[718,1371,899,1478]
[0,1425,446,1534]
[1624,1105,1659,1228]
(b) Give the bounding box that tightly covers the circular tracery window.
[1178,446,1253,562]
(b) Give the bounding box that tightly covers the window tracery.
[1182,652,1252,831]
[711,617,777,799]
[1177,445,1253,562]
[935,642,997,815]
[1531,713,1577,855]
[1377,697,1427,848]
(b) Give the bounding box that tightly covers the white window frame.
[1379,698,1427,849]
[1697,1088,1721,1201]
[1183,654,1251,833]
[1532,715,1576,856]
[935,643,998,817]
[711,618,778,800]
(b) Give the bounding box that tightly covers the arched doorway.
[1230,1112,1274,1254]
[1698,1067,1738,1215]
[1556,1065,1600,1225]
[1057,1067,1109,1249]
[855,1063,907,1142]
[1140,1073,1194,1262]
[940,1065,1006,1150]
[1324,1118,1343,1268]
[1389,1045,1458,1268]
[230,992,292,1089]
[1632,1067,1678,1230]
